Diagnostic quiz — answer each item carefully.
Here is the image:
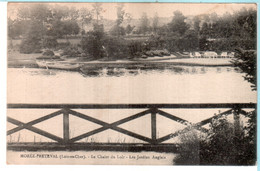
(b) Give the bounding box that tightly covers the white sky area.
[8,3,256,19]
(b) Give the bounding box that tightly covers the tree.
[110,4,132,37]
[139,12,150,35]
[78,7,92,35]
[116,4,125,26]
[50,5,69,20]
[168,10,189,35]
[200,22,210,38]
[232,48,257,91]
[174,114,256,165]
[64,20,80,35]
[110,25,125,36]
[110,4,126,37]
[92,3,104,25]
[183,30,199,50]
[152,12,159,34]
[125,24,134,35]
[81,23,105,59]
[17,4,52,53]
[19,20,43,53]
[193,16,201,34]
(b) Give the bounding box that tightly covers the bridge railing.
[7,103,256,151]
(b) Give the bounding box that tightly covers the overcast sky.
[8,3,256,20]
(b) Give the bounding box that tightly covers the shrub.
[42,36,58,49]
[60,45,82,57]
[127,40,151,57]
[19,37,41,54]
[232,48,257,91]
[81,29,105,59]
[173,113,256,165]
[55,42,71,51]
[42,49,55,56]
[19,20,43,54]
[103,36,129,59]
[173,127,201,165]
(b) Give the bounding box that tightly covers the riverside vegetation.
[8,4,256,60]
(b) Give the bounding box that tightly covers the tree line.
[8,4,256,57]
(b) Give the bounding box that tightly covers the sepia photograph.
[6,2,257,165]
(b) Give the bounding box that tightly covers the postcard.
[6,2,257,165]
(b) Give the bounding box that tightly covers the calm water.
[7,66,256,143]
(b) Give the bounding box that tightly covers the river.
[7,66,256,143]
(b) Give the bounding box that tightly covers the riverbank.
[7,51,234,68]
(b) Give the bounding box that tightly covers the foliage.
[78,7,92,33]
[19,20,43,54]
[61,45,82,57]
[42,49,55,56]
[103,36,129,59]
[110,4,129,37]
[138,12,150,35]
[232,48,257,90]
[174,113,256,165]
[13,4,82,53]
[19,38,42,54]
[110,25,125,36]
[10,4,257,56]
[152,12,159,33]
[197,8,256,51]
[127,40,150,57]
[92,3,104,24]
[125,24,135,35]
[8,18,29,39]
[42,36,58,49]
[173,127,201,165]
[17,4,51,22]
[168,11,189,36]
[81,25,105,59]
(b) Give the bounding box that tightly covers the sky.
[8,2,256,20]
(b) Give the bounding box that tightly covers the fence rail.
[7,103,256,151]
[7,103,256,109]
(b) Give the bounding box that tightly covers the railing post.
[151,108,157,144]
[63,108,70,144]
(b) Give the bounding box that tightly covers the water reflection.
[217,68,222,73]
[22,68,57,76]
[24,65,236,78]
[107,68,125,77]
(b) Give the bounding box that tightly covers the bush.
[19,37,41,54]
[81,29,105,59]
[42,49,55,56]
[60,45,82,57]
[173,113,256,165]
[42,36,58,49]
[19,20,43,54]
[103,36,129,59]
[173,127,201,165]
[127,40,151,57]
[232,48,257,90]
[81,26,130,59]
[55,42,71,51]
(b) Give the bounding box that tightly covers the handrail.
[7,103,256,109]
[7,103,256,151]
